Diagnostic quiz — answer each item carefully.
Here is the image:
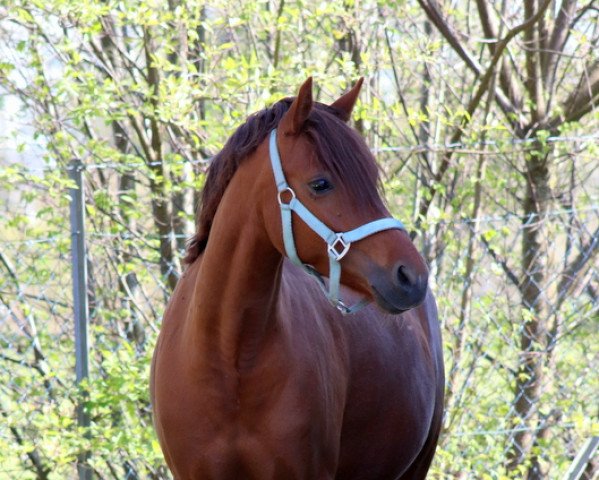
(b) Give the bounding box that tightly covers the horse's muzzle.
[370,263,428,313]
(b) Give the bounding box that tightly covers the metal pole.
[565,436,599,480]
[69,159,92,480]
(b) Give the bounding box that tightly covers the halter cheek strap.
[269,129,405,315]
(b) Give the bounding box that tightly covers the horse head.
[261,78,429,313]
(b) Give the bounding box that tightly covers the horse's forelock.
[305,109,382,210]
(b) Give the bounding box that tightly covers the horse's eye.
[308,178,333,194]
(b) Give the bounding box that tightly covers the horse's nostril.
[396,265,416,287]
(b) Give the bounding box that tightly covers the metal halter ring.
[277,187,296,206]
[327,233,351,261]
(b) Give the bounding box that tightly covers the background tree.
[416,1,598,476]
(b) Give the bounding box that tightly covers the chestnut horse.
[151,78,444,479]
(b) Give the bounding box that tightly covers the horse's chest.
[156,336,346,479]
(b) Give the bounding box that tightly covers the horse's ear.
[330,77,364,122]
[280,77,313,135]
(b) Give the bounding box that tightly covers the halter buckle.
[328,233,351,261]
[277,187,296,206]
[334,299,351,314]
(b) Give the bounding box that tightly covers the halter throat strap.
[269,129,405,314]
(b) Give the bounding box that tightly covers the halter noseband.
[269,129,405,315]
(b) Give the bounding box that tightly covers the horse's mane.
[184,98,382,264]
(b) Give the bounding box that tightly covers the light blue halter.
[269,129,405,314]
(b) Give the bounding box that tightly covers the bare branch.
[0,404,49,479]
[416,0,481,72]
[556,225,599,309]
[273,0,285,68]
[544,0,577,87]
[417,0,520,120]
[479,233,522,290]
[475,0,524,111]
[383,26,432,172]
[523,0,546,122]
[548,58,599,128]
[417,0,553,223]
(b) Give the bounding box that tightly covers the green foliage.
[0,0,597,478]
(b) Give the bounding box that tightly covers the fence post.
[69,159,92,480]
[565,436,599,480]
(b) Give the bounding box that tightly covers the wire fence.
[0,151,597,479]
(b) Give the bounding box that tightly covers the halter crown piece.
[269,129,406,315]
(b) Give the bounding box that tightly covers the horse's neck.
[188,217,283,372]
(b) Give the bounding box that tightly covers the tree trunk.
[507,144,552,477]
[144,26,180,292]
